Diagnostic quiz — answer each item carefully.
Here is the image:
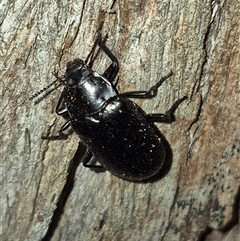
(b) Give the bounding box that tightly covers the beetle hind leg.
[146,96,187,123]
[82,150,105,172]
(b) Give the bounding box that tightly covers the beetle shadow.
[42,141,86,241]
[41,129,172,240]
[140,125,173,184]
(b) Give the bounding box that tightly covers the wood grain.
[1,0,239,240]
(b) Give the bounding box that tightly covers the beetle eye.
[66,78,76,87]
[67,58,84,71]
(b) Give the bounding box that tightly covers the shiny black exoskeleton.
[31,35,187,181]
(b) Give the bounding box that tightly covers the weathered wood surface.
[1,0,239,240]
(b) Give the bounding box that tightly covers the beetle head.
[29,58,89,100]
[66,58,85,74]
[64,58,91,88]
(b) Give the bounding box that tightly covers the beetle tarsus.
[146,96,187,123]
[118,71,174,99]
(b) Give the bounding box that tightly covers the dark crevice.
[193,0,220,103]
[160,161,181,241]
[42,142,86,241]
[198,186,240,241]
[195,1,214,97]
[220,186,240,232]
[187,2,215,148]
[57,0,87,65]
[198,226,213,241]
[71,0,87,46]
[187,94,203,133]
[161,185,180,241]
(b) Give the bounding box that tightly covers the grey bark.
[1,0,239,241]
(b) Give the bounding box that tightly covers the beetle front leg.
[86,33,119,83]
[146,96,187,123]
[42,120,72,140]
[42,87,72,140]
[98,35,119,83]
[42,103,72,140]
[54,88,68,116]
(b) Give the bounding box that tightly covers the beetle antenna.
[29,72,63,100]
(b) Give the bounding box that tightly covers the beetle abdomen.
[82,98,165,180]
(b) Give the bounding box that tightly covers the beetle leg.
[86,33,119,83]
[42,87,73,140]
[55,88,68,116]
[103,62,119,84]
[82,150,105,171]
[98,37,119,83]
[56,105,68,115]
[82,151,93,166]
[85,22,105,67]
[146,96,187,123]
[85,38,100,68]
[42,120,72,140]
[119,71,173,98]
[86,33,108,69]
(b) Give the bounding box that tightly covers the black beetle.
[30,34,187,181]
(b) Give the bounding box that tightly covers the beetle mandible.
[30,34,187,181]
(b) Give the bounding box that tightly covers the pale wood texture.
[1,0,239,241]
